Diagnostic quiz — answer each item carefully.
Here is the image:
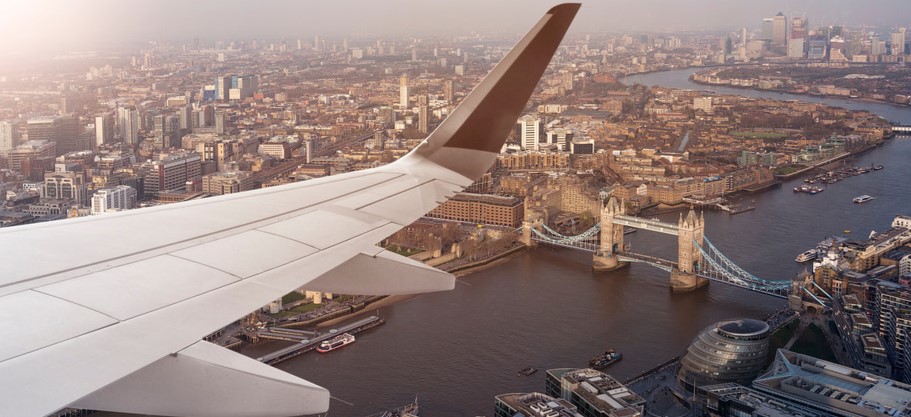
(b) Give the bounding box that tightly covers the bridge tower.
[593,197,628,271]
[671,209,708,292]
[519,211,543,247]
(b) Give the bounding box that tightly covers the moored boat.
[589,349,622,369]
[316,333,355,353]
[795,249,818,263]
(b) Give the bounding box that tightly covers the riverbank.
[689,66,911,109]
[775,143,879,180]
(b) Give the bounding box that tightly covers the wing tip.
[547,3,581,15]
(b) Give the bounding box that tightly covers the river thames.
[249,69,911,416]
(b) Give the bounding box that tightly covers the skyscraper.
[95,115,114,147]
[772,12,787,47]
[788,17,807,58]
[117,107,140,145]
[762,18,774,40]
[399,74,410,108]
[0,121,21,158]
[215,111,228,135]
[892,29,907,55]
[215,76,232,100]
[443,79,454,103]
[418,97,430,135]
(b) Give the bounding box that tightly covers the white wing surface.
[0,4,579,416]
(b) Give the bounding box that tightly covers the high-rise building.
[399,74,410,108]
[562,71,574,91]
[27,115,79,156]
[215,112,228,135]
[228,75,259,100]
[693,96,713,113]
[9,140,55,173]
[43,167,88,205]
[443,79,454,103]
[788,17,807,58]
[215,76,232,100]
[772,12,787,47]
[892,29,907,55]
[177,106,192,131]
[141,152,202,194]
[0,121,21,158]
[94,115,114,147]
[872,36,886,56]
[762,18,775,40]
[418,101,430,134]
[117,107,140,145]
[516,115,545,151]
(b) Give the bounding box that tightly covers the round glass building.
[677,318,770,392]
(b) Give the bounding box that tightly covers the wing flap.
[71,340,329,417]
[304,249,455,295]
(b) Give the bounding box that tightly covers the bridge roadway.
[617,252,677,272]
[255,315,384,365]
[612,215,679,236]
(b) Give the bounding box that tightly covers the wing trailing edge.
[71,341,330,417]
[305,248,455,295]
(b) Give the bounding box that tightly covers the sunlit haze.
[2,0,910,53]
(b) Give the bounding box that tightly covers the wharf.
[255,315,385,365]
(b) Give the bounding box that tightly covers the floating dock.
[255,315,385,365]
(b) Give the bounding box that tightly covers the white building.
[693,97,713,113]
[517,114,544,151]
[91,185,137,215]
[399,74,409,108]
[0,121,20,157]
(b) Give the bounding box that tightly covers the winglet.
[397,3,580,180]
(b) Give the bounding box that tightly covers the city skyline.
[2,0,911,54]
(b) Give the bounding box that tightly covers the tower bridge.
[521,197,826,305]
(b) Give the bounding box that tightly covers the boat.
[316,333,355,353]
[365,397,419,417]
[853,195,876,204]
[873,164,884,170]
[795,249,818,263]
[518,367,538,376]
[589,349,622,369]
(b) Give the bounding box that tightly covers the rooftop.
[754,349,911,417]
[717,318,769,338]
[495,392,582,417]
[549,368,645,414]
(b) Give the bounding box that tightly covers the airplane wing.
[0,4,579,416]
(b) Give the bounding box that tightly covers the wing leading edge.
[0,4,579,417]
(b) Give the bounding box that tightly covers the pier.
[255,315,385,365]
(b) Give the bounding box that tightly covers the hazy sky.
[2,0,909,52]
